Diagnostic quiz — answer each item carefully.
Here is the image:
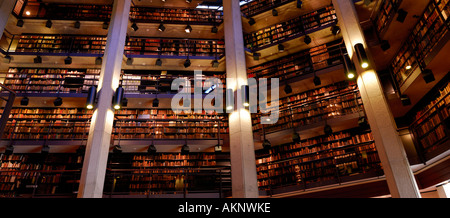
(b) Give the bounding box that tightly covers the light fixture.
[422,69,435,84]
[253,52,260,61]
[405,65,412,70]
[343,54,356,80]
[211,59,219,68]
[102,21,109,30]
[45,19,52,28]
[86,86,97,110]
[126,57,133,65]
[74,21,81,29]
[380,40,390,51]
[304,35,311,44]
[313,75,321,86]
[397,9,408,23]
[3,55,11,63]
[95,57,102,65]
[147,144,157,154]
[292,132,301,143]
[226,88,234,112]
[155,58,163,66]
[184,57,191,68]
[242,85,250,108]
[54,97,63,106]
[21,97,29,106]
[152,98,159,107]
[185,24,192,33]
[25,11,31,16]
[324,124,333,136]
[272,9,278,16]
[262,139,271,150]
[41,145,50,154]
[284,84,292,94]
[113,86,124,110]
[113,145,122,153]
[331,25,340,35]
[214,144,222,153]
[400,94,411,106]
[211,25,218,33]
[5,145,14,155]
[205,84,217,94]
[278,44,285,52]
[131,22,139,31]
[181,144,190,155]
[358,116,369,129]
[158,23,165,32]
[354,43,369,69]
[16,19,24,27]
[34,55,42,63]
[186,0,192,3]
[248,18,256,26]
[64,56,72,65]
[297,0,303,8]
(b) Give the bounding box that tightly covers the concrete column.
[0,0,15,40]
[332,0,421,198]
[77,0,131,198]
[437,183,450,198]
[223,0,259,198]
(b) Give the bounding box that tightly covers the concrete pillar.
[223,0,259,198]
[0,0,15,35]
[332,0,421,198]
[77,0,131,198]
[437,183,450,198]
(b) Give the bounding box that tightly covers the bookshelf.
[240,0,295,17]
[252,81,362,134]
[410,79,450,161]
[255,127,383,191]
[0,153,83,198]
[124,37,225,58]
[105,152,230,196]
[15,34,107,55]
[0,107,92,140]
[114,109,228,140]
[372,0,402,35]
[244,5,337,51]
[130,7,223,25]
[247,40,344,80]
[2,68,100,94]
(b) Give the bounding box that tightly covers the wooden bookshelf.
[244,5,337,51]
[2,68,100,94]
[0,153,83,198]
[372,0,402,35]
[252,81,362,134]
[130,7,223,25]
[240,0,295,17]
[247,39,344,80]
[255,127,383,191]
[124,37,225,58]
[0,107,92,140]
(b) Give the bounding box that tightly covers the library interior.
[0,0,449,198]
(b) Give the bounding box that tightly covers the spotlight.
[397,9,408,23]
[41,145,50,154]
[102,21,109,30]
[64,56,72,65]
[181,144,190,155]
[400,94,411,106]
[226,89,234,112]
[95,57,102,65]
[380,40,390,51]
[45,19,52,28]
[211,59,219,68]
[354,43,369,69]
[253,52,261,61]
[185,24,192,33]
[343,54,356,80]
[313,76,321,86]
[292,132,301,143]
[278,44,285,52]
[272,9,278,16]
[152,98,159,107]
[215,144,222,153]
[3,55,11,63]
[331,25,340,35]
[186,0,192,3]
[262,139,271,150]
[184,57,191,68]
[74,21,81,29]
[284,84,292,94]
[126,57,133,65]
[113,145,122,153]
[422,69,435,84]
[304,35,311,44]
[5,145,14,155]
[358,116,369,128]
[34,55,42,63]
[324,124,333,136]
[158,23,165,32]
[297,0,303,8]
[155,58,162,66]
[21,97,29,106]
[54,97,63,106]
[211,25,218,33]
[248,18,256,26]
[131,22,139,31]
[113,86,124,110]
[147,144,157,154]
[242,85,250,108]
[16,19,24,27]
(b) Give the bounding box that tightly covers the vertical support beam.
[223,0,259,198]
[332,0,421,198]
[0,0,15,35]
[77,0,130,198]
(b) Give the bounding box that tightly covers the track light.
[304,35,311,44]
[113,145,122,153]
[242,85,250,108]
[126,57,133,65]
[152,98,159,107]
[5,145,14,155]
[34,55,42,63]
[211,25,218,33]
[324,124,333,136]
[148,144,157,154]
[155,58,162,66]
[248,18,256,26]
[158,23,165,32]
[262,139,271,150]
[131,22,139,31]
[54,97,63,106]
[343,54,356,80]
[284,84,292,94]
[41,145,50,154]
[113,86,124,110]
[397,9,408,23]
[86,86,97,109]
[74,21,81,29]
[211,59,219,68]
[331,25,340,35]
[313,75,321,86]
[184,57,191,68]
[272,9,278,16]
[181,144,190,155]
[185,24,192,33]
[278,44,285,52]
[64,56,72,65]
[95,57,102,65]
[297,0,303,8]
[45,19,52,28]
[292,132,301,143]
[422,69,435,84]
[16,19,24,27]
[400,94,411,106]
[354,43,369,69]
[21,97,29,106]
[102,21,109,30]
